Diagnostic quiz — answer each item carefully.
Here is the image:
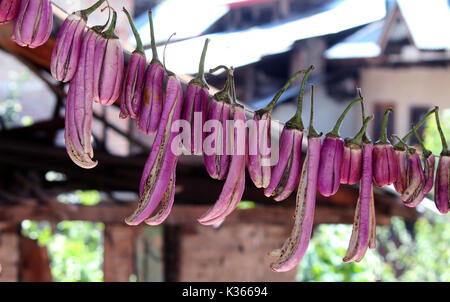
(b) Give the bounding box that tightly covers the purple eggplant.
[203,66,234,180]
[180,38,210,154]
[318,97,362,197]
[401,147,425,204]
[402,127,435,207]
[434,107,449,214]
[64,28,98,169]
[264,65,314,202]
[50,0,106,83]
[136,9,165,134]
[343,141,376,263]
[126,73,183,225]
[12,0,53,48]
[340,116,373,185]
[393,108,437,194]
[120,7,146,119]
[248,69,306,189]
[93,11,124,106]
[270,85,321,272]
[0,0,20,24]
[373,108,398,187]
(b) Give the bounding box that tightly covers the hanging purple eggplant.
[93,11,124,106]
[12,0,53,48]
[340,115,373,185]
[180,38,210,154]
[401,127,435,207]
[203,66,235,180]
[198,70,247,225]
[264,65,314,202]
[0,0,20,25]
[393,108,437,194]
[248,69,306,189]
[373,108,398,187]
[317,97,362,197]
[64,27,99,169]
[343,138,376,263]
[136,9,165,134]
[270,85,321,272]
[120,7,147,119]
[434,107,449,214]
[126,72,183,225]
[51,0,106,82]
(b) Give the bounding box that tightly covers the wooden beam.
[0,201,396,227]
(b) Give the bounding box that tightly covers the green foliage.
[21,191,104,282]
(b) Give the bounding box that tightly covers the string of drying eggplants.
[2,0,449,270]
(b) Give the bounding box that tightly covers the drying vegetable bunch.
[4,3,449,272]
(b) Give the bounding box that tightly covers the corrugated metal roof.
[138,0,385,75]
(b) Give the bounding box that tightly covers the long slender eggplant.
[343,140,376,263]
[318,97,362,197]
[126,72,183,225]
[393,108,437,194]
[434,107,449,214]
[340,116,373,185]
[180,38,210,154]
[64,28,99,169]
[198,71,246,225]
[402,127,435,207]
[270,85,321,272]
[0,0,20,24]
[120,7,147,119]
[203,66,235,180]
[51,0,106,82]
[373,108,398,187]
[12,0,53,48]
[264,65,314,202]
[136,9,165,134]
[343,103,376,263]
[93,11,124,106]
[248,69,306,189]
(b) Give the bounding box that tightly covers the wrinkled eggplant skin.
[12,0,53,48]
[248,112,271,189]
[340,142,362,185]
[120,51,146,118]
[93,37,124,106]
[264,127,303,201]
[50,12,86,82]
[394,149,408,194]
[435,155,450,214]
[0,0,20,24]
[126,76,183,226]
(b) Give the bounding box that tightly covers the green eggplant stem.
[285,65,314,130]
[163,32,176,75]
[308,85,320,138]
[91,5,112,33]
[435,106,449,155]
[328,97,363,137]
[81,0,107,17]
[210,65,233,103]
[412,126,432,158]
[261,69,307,113]
[190,38,210,88]
[123,7,144,53]
[379,107,393,143]
[349,115,373,145]
[148,9,160,63]
[394,107,437,150]
[102,10,118,38]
